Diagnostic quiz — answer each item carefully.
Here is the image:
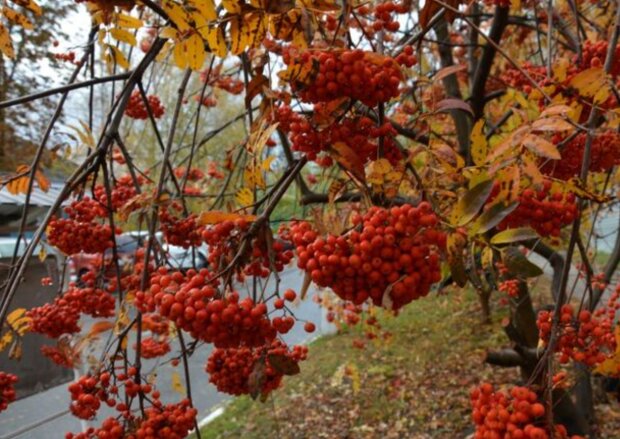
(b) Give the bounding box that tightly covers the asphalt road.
[0,267,333,439]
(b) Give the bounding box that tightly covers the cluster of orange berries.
[135,268,276,348]
[542,131,620,180]
[201,218,294,277]
[41,345,74,368]
[125,90,165,120]
[134,399,197,439]
[93,176,139,212]
[54,51,81,65]
[537,299,618,367]
[206,340,307,396]
[273,105,403,165]
[285,49,403,107]
[499,279,521,298]
[48,197,119,255]
[0,372,17,413]
[28,280,116,339]
[173,167,205,181]
[137,337,171,359]
[493,181,577,237]
[68,372,116,420]
[502,41,619,121]
[159,207,203,249]
[291,203,445,310]
[471,383,581,439]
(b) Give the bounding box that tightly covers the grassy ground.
[198,288,517,439]
[198,283,620,439]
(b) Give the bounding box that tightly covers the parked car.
[68,231,209,280]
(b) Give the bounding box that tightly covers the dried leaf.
[452,179,494,227]
[471,202,519,235]
[268,353,300,375]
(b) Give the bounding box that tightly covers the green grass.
[197,289,515,439]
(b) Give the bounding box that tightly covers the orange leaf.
[198,210,257,225]
[330,142,366,183]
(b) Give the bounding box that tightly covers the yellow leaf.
[0,333,13,353]
[244,165,265,189]
[171,370,186,395]
[110,27,137,46]
[38,246,47,262]
[531,116,574,132]
[230,15,249,55]
[553,57,569,82]
[261,155,275,171]
[115,13,143,29]
[10,0,42,15]
[235,187,254,206]
[0,23,15,58]
[184,33,206,70]
[162,0,191,31]
[247,121,278,154]
[107,45,130,70]
[188,0,217,20]
[521,155,544,187]
[245,11,267,49]
[569,67,609,100]
[206,25,227,57]
[540,104,572,118]
[277,53,319,86]
[522,134,561,160]
[470,119,488,166]
[594,325,620,377]
[222,0,242,13]
[2,6,33,29]
[7,308,31,336]
[198,211,257,225]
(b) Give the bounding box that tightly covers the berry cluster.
[501,41,620,120]
[493,180,577,237]
[285,49,403,107]
[125,90,165,120]
[0,372,17,413]
[41,345,75,368]
[93,176,139,212]
[62,285,116,318]
[173,167,205,182]
[28,280,116,338]
[201,218,294,277]
[291,203,445,310]
[542,131,620,180]
[54,51,80,65]
[206,340,307,396]
[28,298,81,338]
[137,337,171,359]
[499,279,520,298]
[272,105,403,165]
[48,197,119,255]
[470,383,580,439]
[135,268,277,348]
[69,373,113,420]
[159,207,204,249]
[134,399,197,439]
[66,417,124,439]
[537,300,618,367]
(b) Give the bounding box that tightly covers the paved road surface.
[0,268,334,439]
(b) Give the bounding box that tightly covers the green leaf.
[502,247,543,278]
[490,228,538,245]
[453,179,494,227]
[471,201,519,235]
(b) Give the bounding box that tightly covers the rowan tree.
[0,1,619,438]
